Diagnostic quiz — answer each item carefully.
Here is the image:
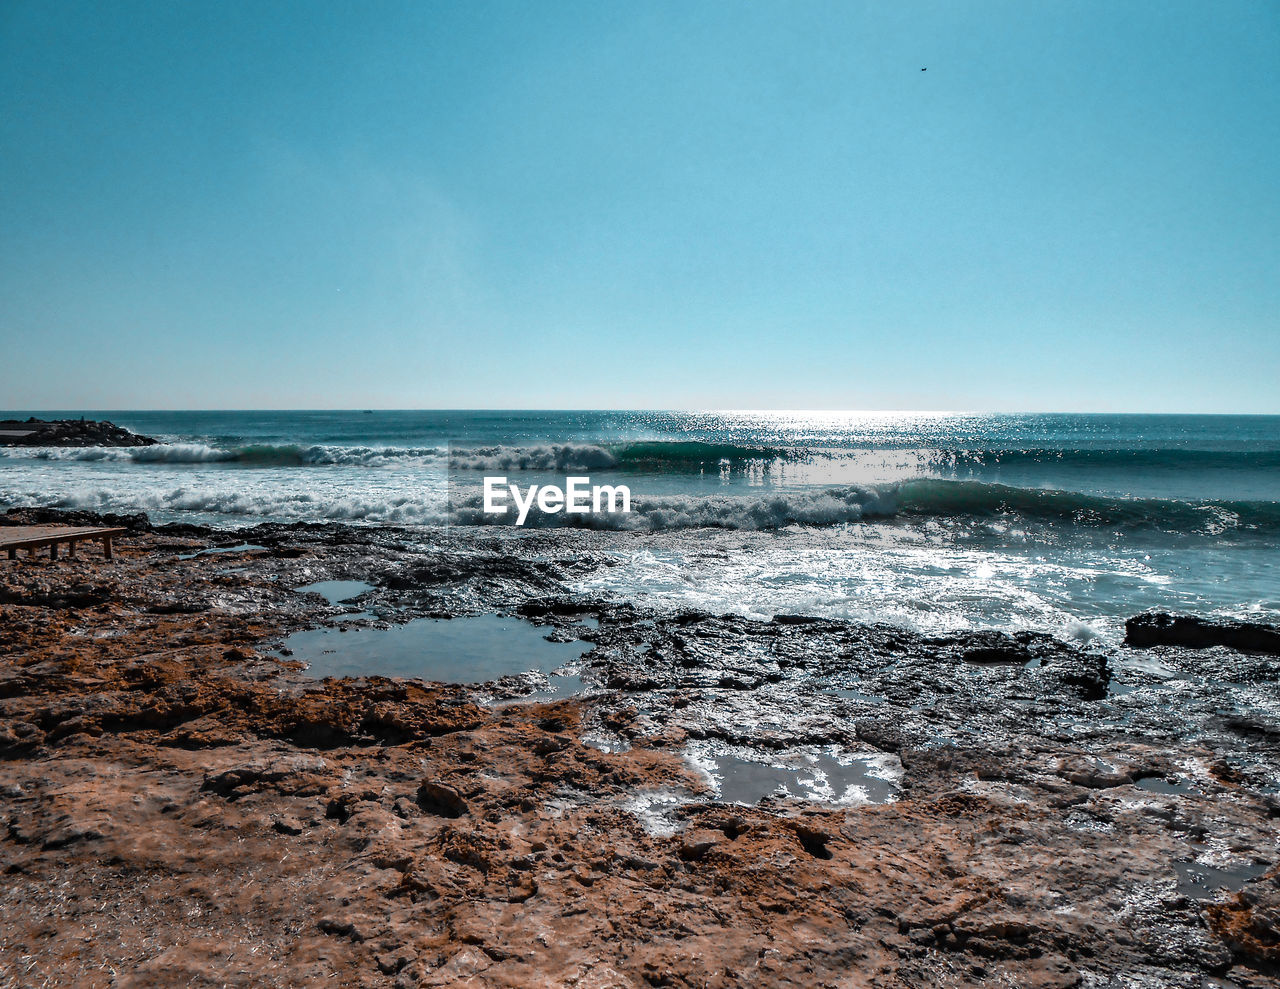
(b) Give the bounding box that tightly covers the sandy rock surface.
[1,514,1277,987]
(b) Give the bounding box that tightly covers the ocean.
[2,410,1277,643]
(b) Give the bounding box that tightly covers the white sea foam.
[3,411,1278,642]
[0,443,446,467]
[452,484,902,531]
[1065,619,1104,643]
[294,445,444,467]
[6,443,239,463]
[448,444,619,471]
[0,477,448,525]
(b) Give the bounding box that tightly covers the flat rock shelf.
[1,508,1278,989]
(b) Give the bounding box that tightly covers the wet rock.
[1205,872,1280,966]
[1,510,1278,988]
[1036,649,1111,701]
[0,418,157,447]
[933,629,1065,665]
[2,505,155,534]
[0,579,115,609]
[1126,613,1280,655]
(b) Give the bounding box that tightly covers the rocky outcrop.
[0,417,157,446]
[1,505,155,532]
[0,513,1277,987]
[1126,612,1280,655]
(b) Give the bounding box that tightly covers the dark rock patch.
[1126,613,1280,655]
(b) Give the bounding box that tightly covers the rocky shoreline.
[0,418,158,447]
[1,509,1277,988]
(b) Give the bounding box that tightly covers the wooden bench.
[0,525,126,561]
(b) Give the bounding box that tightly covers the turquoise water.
[2,410,1277,638]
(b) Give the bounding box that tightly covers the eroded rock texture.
[0,513,1277,987]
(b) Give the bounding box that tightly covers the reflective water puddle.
[1173,860,1270,899]
[278,613,592,683]
[178,543,266,560]
[1134,775,1193,794]
[687,744,900,806]
[825,686,887,705]
[294,580,375,605]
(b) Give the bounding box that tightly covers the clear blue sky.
[1,1,1276,411]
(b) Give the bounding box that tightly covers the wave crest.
[1,443,446,467]
[448,444,619,471]
[7,438,1277,476]
[451,484,899,531]
[450,479,1280,534]
[3,475,1276,534]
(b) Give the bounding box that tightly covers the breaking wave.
[609,441,807,469]
[10,484,446,524]
[452,485,900,530]
[451,441,1280,474]
[447,444,618,471]
[3,443,446,467]
[3,474,1277,535]
[927,447,1280,471]
[896,479,1280,534]
[6,439,1277,476]
[451,479,1280,534]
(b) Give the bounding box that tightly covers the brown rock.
[416,781,468,818]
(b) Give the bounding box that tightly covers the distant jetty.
[0,417,158,447]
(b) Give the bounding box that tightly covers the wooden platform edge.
[0,526,127,561]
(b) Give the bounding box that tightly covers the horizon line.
[3,408,1279,418]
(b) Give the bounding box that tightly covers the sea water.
[2,410,1277,641]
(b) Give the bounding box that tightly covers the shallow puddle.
[826,686,887,705]
[178,543,266,560]
[278,614,592,683]
[689,745,900,806]
[294,580,375,605]
[335,611,378,623]
[582,732,632,754]
[499,671,589,705]
[1135,775,1193,794]
[1118,655,1178,679]
[1172,860,1270,899]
